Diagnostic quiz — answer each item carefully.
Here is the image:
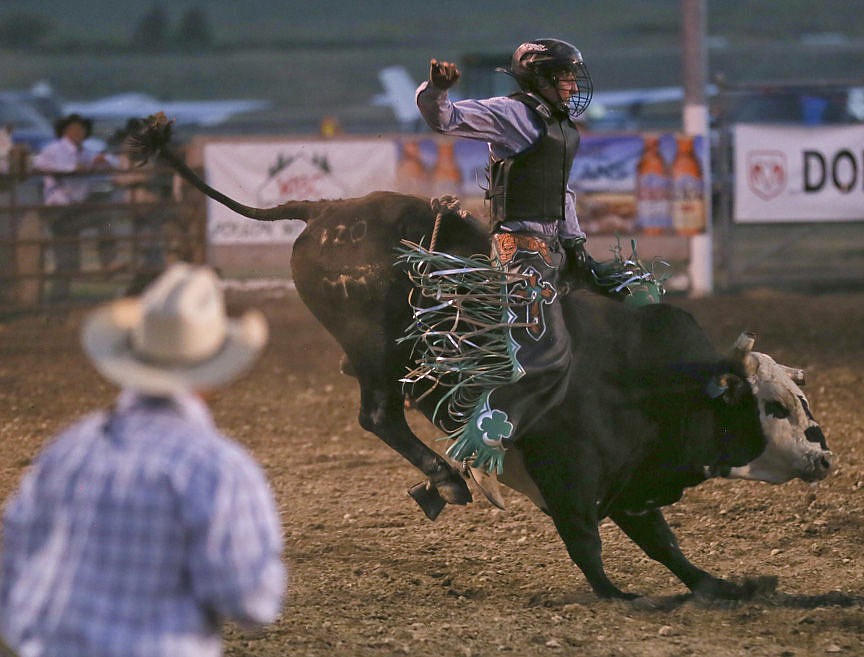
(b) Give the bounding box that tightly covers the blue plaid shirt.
[0,391,286,657]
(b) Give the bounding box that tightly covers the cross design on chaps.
[510,271,557,339]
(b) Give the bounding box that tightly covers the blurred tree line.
[132,5,213,51]
[0,4,214,51]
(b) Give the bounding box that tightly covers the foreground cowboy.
[0,264,285,657]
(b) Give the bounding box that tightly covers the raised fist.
[429,59,461,90]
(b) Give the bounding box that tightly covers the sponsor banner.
[570,133,646,193]
[394,133,707,235]
[572,133,707,235]
[392,137,489,200]
[204,140,397,244]
[734,123,864,222]
[204,133,709,243]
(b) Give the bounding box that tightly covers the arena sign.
[734,123,864,223]
[204,140,397,244]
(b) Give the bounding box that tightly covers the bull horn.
[729,332,758,377]
[779,364,806,385]
[731,331,756,361]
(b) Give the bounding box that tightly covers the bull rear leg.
[610,508,743,599]
[358,385,472,519]
[520,441,635,600]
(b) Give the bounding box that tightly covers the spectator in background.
[33,113,119,301]
[0,263,287,657]
[111,117,180,293]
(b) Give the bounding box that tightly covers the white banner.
[204,140,398,244]
[734,124,864,223]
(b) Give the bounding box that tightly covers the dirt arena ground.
[1,286,862,657]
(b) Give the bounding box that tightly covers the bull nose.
[809,451,832,481]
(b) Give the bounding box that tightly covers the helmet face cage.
[511,39,594,119]
[547,62,593,119]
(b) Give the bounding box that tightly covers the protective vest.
[487,92,581,225]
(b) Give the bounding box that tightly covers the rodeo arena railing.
[6,84,864,316]
[0,146,206,314]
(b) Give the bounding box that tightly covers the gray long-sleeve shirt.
[415,80,585,240]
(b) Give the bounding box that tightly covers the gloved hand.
[558,236,595,295]
[429,59,461,90]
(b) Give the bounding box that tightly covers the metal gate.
[0,163,206,314]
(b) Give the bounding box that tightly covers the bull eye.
[764,400,790,419]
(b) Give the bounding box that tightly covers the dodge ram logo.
[747,151,787,200]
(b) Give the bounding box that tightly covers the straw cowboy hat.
[54,113,93,139]
[82,263,268,395]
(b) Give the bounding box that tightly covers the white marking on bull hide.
[728,351,831,484]
[322,273,368,299]
[320,221,368,247]
[320,265,384,299]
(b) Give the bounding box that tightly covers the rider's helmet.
[508,38,593,119]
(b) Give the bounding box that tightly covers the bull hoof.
[602,590,640,601]
[431,472,473,506]
[408,481,447,521]
[693,575,777,601]
[593,583,639,601]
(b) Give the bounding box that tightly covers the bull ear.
[705,374,728,399]
[706,372,747,405]
[779,364,806,385]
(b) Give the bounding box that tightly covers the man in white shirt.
[33,113,118,302]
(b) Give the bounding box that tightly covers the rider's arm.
[415,81,542,158]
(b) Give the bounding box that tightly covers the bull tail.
[126,112,319,223]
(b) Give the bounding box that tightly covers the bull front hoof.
[610,591,640,601]
[628,595,663,611]
[408,481,447,521]
[693,575,777,601]
[594,584,639,601]
[692,577,741,600]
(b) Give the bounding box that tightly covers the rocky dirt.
[1,287,862,657]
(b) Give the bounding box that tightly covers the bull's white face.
[728,351,832,484]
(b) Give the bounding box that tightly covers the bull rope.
[428,194,464,252]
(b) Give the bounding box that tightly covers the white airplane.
[592,86,685,108]
[63,92,271,128]
[371,66,423,131]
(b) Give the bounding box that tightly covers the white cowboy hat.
[82,263,268,396]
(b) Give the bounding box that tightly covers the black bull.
[138,126,830,599]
